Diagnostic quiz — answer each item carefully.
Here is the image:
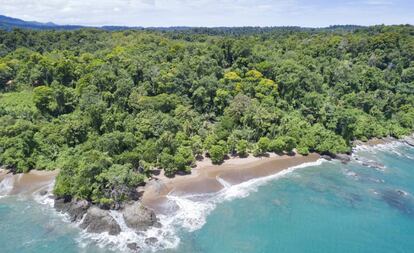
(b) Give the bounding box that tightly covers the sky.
[1,0,413,27]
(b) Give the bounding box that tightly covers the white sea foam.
[353,140,404,153]
[78,209,180,252]
[216,175,232,188]
[32,180,55,207]
[1,158,332,253]
[216,159,326,202]
[0,174,14,198]
[75,158,327,252]
[353,140,414,161]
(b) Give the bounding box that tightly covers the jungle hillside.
[0,26,413,206]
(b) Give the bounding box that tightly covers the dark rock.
[127,243,140,251]
[334,153,351,163]
[54,199,90,222]
[128,189,141,201]
[80,206,121,235]
[153,221,162,228]
[321,155,332,161]
[381,189,413,216]
[361,161,385,170]
[176,170,189,176]
[39,190,48,196]
[145,237,158,245]
[68,200,90,221]
[403,137,414,147]
[122,202,157,231]
[54,198,71,212]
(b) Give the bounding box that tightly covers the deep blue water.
[1,142,413,253]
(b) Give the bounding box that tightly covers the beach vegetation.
[0,26,413,204]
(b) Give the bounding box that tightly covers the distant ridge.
[0,14,397,34]
[0,15,85,30]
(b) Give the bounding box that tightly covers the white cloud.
[363,0,394,5]
[0,0,412,27]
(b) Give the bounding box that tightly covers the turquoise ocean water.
[1,141,413,253]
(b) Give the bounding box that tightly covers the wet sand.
[142,153,320,212]
[0,170,58,196]
[0,154,320,212]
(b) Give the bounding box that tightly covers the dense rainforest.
[0,26,413,206]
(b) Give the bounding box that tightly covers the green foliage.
[0,91,38,120]
[95,164,145,204]
[236,140,248,157]
[33,86,55,114]
[296,145,310,156]
[209,144,227,164]
[0,26,413,204]
[257,137,270,152]
[254,137,270,156]
[269,138,286,153]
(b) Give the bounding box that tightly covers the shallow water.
[1,142,413,253]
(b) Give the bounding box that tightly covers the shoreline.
[142,153,320,213]
[0,135,412,252]
[0,170,57,197]
[1,134,412,204]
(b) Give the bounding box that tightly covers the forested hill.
[0,26,413,207]
[0,14,367,34]
[0,15,84,31]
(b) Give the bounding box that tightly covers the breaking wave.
[75,159,326,252]
[0,174,14,198]
[1,159,326,252]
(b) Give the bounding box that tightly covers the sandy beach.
[0,170,58,196]
[142,153,320,212]
[0,153,319,203]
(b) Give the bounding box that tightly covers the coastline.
[142,153,320,213]
[1,134,412,206]
[0,169,57,197]
[0,134,413,252]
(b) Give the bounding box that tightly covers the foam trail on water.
[353,139,414,160]
[32,180,55,207]
[217,159,326,202]
[36,158,327,253]
[216,176,232,189]
[167,195,215,232]
[163,158,327,234]
[78,209,180,252]
[0,174,14,198]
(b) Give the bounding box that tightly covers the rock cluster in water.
[123,202,158,230]
[54,199,158,236]
[403,135,414,147]
[80,206,121,235]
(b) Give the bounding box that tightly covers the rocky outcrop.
[127,243,140,252]
[355,157,385,170]
[403,135,414,147]
[334,153,351,163]
[145,237,158,245]
[80,206,121,235]
[122,202,157,231]
[54,199,90,222]
[320,155,332,161]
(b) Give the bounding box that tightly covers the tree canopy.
[0,26,413,205]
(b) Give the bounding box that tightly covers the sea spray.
[77,209,180,252]
[143,158,329,250]
[28,178,179,253]
[32,180,55,207]
[78,158,327,252]
[0,159,327,252]
[0,174,14,197]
